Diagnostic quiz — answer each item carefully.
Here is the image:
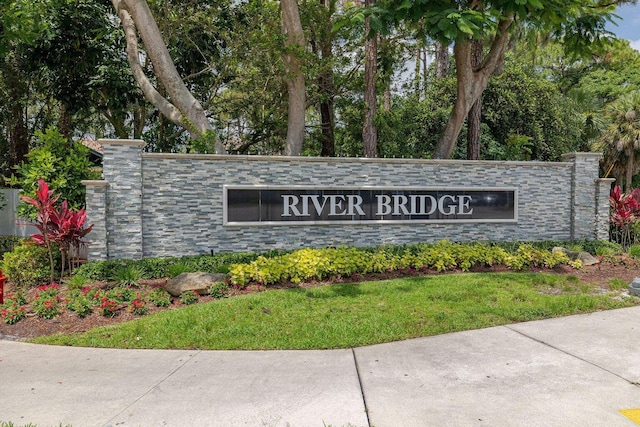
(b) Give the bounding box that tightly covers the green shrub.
[148,288,171,307]
[228,241,578,286]
[0,236,21,258]
[129,296,147,315]
[1,242,60,288]
[1,290,28,324]
[167,261,192,278]
[107,286,136,303]
[180,290,199,305]
[1,300,27,324]
[66,292,93,317]
[628,244,640,259]
[32,284,63,319]
[72,261,110,281]
[208,282,230,299]
[99,296,119,317]
[64,274,87,291]
[7,127,100,220]
[111,265,144,286]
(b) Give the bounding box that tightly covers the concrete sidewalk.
[1,307,640,427]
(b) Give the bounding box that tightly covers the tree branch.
[111,0,185,128]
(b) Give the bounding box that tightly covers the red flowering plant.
[1,291,28,324]
[1,303,27,324]
[610,185,640,249]
[100,296,119,317]
[20,179,93,281]
[32,284,64,319]
[129,295,147,316]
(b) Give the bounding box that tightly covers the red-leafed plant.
[20,178,93,282]
[610,185,640,249]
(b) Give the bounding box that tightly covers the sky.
[607,2,640,51]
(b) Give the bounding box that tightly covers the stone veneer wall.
[83,140,609,261]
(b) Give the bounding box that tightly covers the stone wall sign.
[224,186,517,226]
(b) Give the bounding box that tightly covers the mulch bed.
[1,257,639,341]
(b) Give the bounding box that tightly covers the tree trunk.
[466,40,483,160]
[6,55,29,169]
[9,102,28,169]
[281,0,306,156]
[319,89,335,156]
[362,0,378,158]
[414,46,421,94]
[433,16,513,159]
[435,41,449,80]
[626,146,635,193]
[112,0,225,153]
[59,104,72,141]
[317,0,335,157]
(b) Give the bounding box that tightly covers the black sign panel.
[224,186,517,225]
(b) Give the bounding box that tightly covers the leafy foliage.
[180,290,199,305]
[147,288,171,307]
[19,178,93,280]
[610,184,640,248]
[8,128,100,220]
[111,266,144,287]
[1,241,59,288]
[228,241,575,286]
[32,284,62,319]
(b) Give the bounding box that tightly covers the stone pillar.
[561,152,603,240]
[82,180,108,261]
[100,139,146,259]
[596,178,615,241]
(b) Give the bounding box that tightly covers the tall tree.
[281,0,306,156]
[435,41,449,80]
[0,0,52,171]
[466,39,483,160]
[111,0,225,153]
[377,0,629,159]
[596,91,640,192]
[362,0,378,157]
[308,0,337,156]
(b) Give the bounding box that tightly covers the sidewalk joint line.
[104,350,202,425]
[505,326,638,386]
[351,348,372,427]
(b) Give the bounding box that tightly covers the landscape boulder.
[552,247,600,266]
[165,272,229,297]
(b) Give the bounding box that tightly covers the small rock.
[165,272,228,297]
[630,278,640,297]
[576,252,600,266]
[552,247,599,266]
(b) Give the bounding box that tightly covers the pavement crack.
[103,350,202,426]
[506,326,637,386]
[351,348,372,427]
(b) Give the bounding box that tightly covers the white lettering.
[438,195,456,215]
[377,195,392,216]
[327,195,347,216]
[422,195,437,215]
[346,195,366,216]
[458,195,473,215]
[281,195,302,217]
[299,195,328,216]
[392,195,411,215]
[283,192,476,219]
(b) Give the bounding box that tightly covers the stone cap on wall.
[142,152,579,168]
[98,139,146,148]
[561,152,603,161]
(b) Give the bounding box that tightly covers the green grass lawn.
[32,272,638,350]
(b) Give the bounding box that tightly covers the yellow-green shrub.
[227,242,579,286]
